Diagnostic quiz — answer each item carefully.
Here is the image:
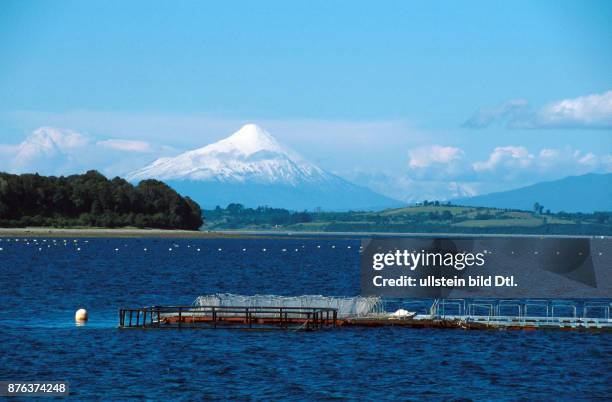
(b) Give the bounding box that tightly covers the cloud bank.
[408,145,464,168]
[464,90,612,129]
[346,143,611,203]
[407,144,610,182]
[0,127,173,177]
[407,145,467,180]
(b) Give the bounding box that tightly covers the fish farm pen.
[119,295,612,332]
[119,305,338,331]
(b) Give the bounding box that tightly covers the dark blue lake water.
[0,237,610,400]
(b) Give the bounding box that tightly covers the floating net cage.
[193,294,384,318]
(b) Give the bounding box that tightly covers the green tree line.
[206,203,312,228]
[0,170,203,230]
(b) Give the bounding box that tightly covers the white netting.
[192,294,384,318]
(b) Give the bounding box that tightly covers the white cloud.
[464,90,612,129]
[528,91,612,129]
[97,139,153,153]
[405,143,609,192]
[472,146,534,175]
[406,145,468,181]
[472,146,612,180]
[577,152,598,167]
[408,145,463,168]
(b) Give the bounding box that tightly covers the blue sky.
[0,0,610,201]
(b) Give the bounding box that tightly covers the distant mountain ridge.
[454,173,612,213]
[127,124,403,211]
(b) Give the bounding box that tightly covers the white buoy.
[75,308,88,322]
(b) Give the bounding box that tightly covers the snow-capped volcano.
[127,124,328,185]
[127,124,402,211]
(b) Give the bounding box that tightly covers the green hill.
[204,202,612,235]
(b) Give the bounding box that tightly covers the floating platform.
[341,315,612,331]
[118,306,612,332]
[119,306,338,331]
[119,295,611,332]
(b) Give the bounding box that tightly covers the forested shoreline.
[0,171,203,230]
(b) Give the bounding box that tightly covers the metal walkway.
[423,298,612,330]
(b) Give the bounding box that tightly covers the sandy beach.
[0,227,241,238]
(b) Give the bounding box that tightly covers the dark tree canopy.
[205,203,312,229]
[0,170,203,230]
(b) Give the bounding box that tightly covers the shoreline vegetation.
[0,171,203,230]
[1,171,611,236]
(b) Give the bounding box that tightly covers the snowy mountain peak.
[125,124,403,210]
[126,124,323,184]
[228,124,277,151]
[10,127,90,173]
[198,123,288,157]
